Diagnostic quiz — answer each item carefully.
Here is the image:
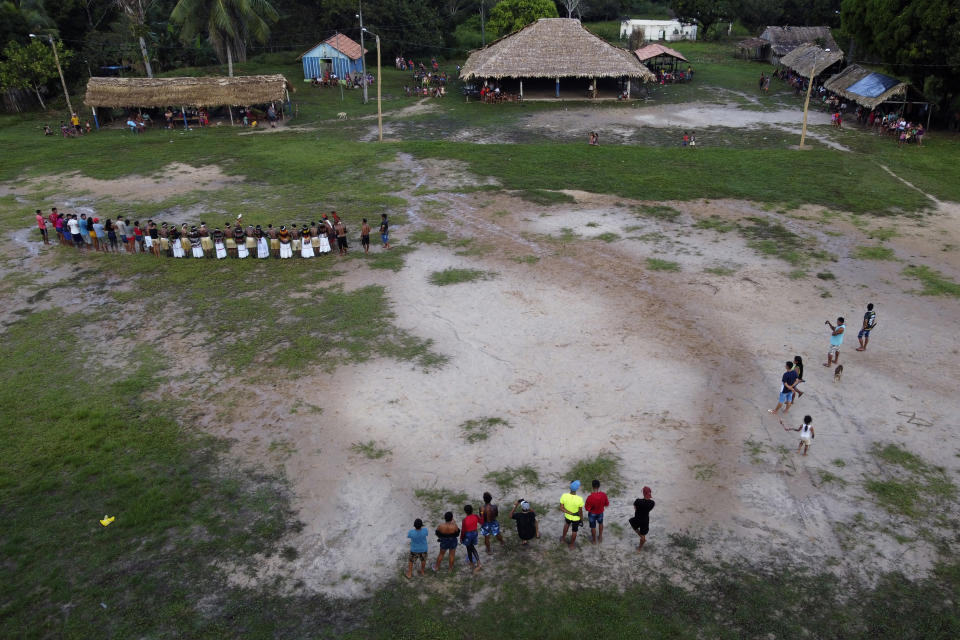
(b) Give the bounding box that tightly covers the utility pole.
[799,48,830,149]
[30,33,72,115]
[480,1,486,47]
[357,3,368,104]
[363,28,382,142]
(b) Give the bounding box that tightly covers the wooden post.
[228,105,234,126]
[520,80,523,100]
[592,77,597,99]
[376,34,382,143]
[627,78,631,99]
[181,106,188,129]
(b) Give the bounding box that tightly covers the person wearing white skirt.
[278,226,293,259]
[189,227,204,258]
[170,228,185,257]
[300,226,315,258]
[212,226,227,259]
[317,227,331,254]
[255,225,270,258]
[234,223,249,258]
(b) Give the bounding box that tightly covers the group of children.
[768,304,878,455]
[404,481,656,579]
[36,207,392,258]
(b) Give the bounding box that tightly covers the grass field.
[2,40,959,639]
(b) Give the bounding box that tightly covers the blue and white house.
[297,33,367,81]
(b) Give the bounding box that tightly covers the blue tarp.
[845,72,901,98]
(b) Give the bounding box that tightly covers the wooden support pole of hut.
[91,106,99,130]
[228,105,234,126]
[627,79,631,99]
[555,77,560,98]
[592,77,597,99]
[520,80,523,101]
[181,106,188,130]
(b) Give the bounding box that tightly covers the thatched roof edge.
[778,44,843,78]
[84,75,292,108]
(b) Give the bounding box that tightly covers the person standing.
[379,213,390,249]
[300,225,315,259]
[433,512,460,571]
[147,221,160,257]
[211,225,226,259]
[361,218,371,254]
[769,361,799,415]
[460,505,482,572]
[79,213,92,249]
[559,480,585,550]
[189,226,204,258]
[792,356,805,399]
[584,479,610,544]
[234,222,248,259]
[278,226,293,259]
[856,303,877,352]
[35,210,49,244]
[479,492,504,554]
[509,500,539,545]
[92,218,106,253]
[115,217,128,252]
[405,518,428,579]
[793,415,815,456]
[335,218,348,255]
[133,221,144,253]
[630,487,655,552]
[67,214,83,251]
[824,317,845,367]
[104,219,118,252]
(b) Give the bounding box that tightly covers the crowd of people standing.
[35,207,392,257]
[404,481,655,579]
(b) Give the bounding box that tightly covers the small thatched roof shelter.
[823,64,911,109]
[460,18,654,82]
[778,44,844,78]
[736,37,769,60]
[84,75,292,108]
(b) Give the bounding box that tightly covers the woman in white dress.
[256,225,270,258]
[278,226,293,259]
[189,226,204,258]
[170,227,185,258]
[213,226,227,259]
[317,224,331,254]
[234,224,249,258]
[300,226,315,258]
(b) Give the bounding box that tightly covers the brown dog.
[834,364,843,382]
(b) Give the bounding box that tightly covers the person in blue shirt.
[769,361,799,416]
[406,518,428,579]
[824,317,846,367]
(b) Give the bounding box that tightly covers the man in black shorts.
[361,218,371,253]
[509,500,539,545]
[335,219,348,255]
[630,486,655,552]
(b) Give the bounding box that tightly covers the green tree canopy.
[671,0,729,40]
[488,0,558,38]
[170,0,278,75]
[0,38,71,110]
[841,0,960,122]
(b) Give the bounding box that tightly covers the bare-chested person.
[268,224,279,257]
[433,511,460,571]
[480,492,505,554]
[224,223,237,257]
[361,218,372,254]
[335,219,348,255]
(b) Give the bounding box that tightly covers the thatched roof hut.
[759,26,838,63]
[778,44,843,78]
[634,43,687,63]
[84,75,291,108]
[736,37,769,60]
[823,64,910,109]
[460,18,654,82]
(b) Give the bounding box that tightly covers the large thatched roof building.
[759,26,838,64]
[460,18,654,100]
[778,44,843,78]
[84,75,291,108]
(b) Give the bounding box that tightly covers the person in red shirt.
[584,479,610,544]
[36,210,49,244]
[460,504,482,572]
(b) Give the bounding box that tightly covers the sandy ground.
[3,151,959,600]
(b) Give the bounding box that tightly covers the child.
[792,355,805,399]
[682,132,689,147]
[406,518,428,579]
[460,505,482,572]
[793,415,814,455]
[43,124,53,136]
[689,132,696,148]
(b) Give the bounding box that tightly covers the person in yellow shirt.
[559,480,585,549]
[70,113,81,135]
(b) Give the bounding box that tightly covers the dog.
[337,112,347,120]
[834,364,843,382]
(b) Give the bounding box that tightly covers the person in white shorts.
[794,415,814,456]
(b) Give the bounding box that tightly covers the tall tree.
[488,0,558,37]
[116,0,155,77]
[559,0,583,19]
[0,38,72,109]
[841,0,960,123]
[169,0,278,76]
[670,0,729,40]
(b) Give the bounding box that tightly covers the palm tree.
[170,0,278,77]
[116,0,156,77]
